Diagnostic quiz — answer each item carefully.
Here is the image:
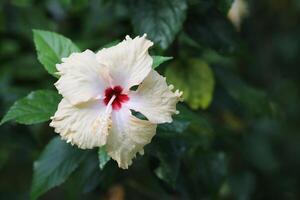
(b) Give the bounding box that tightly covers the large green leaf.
[30,137,88,200]
[78,155,102,194]
[131,0,187,49]
[185,7,238,54]
[165,59,215,109]
[0,90,61,125]
[33,30,80,77]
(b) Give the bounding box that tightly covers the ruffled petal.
[55,50,111,105]
[106,107,157,169]
[127,70,183,124]
[50,98,111,149]
[96,35,153,90]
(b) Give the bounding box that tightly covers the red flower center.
[103,86,129,110]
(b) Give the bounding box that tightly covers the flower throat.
[103,86,129,110]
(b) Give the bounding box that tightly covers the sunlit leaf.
[165,59,215,109]
[0,90,61,125]
[33,30,80,77]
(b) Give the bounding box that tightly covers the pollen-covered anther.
[168,84,174,90]
[175,89,184,99]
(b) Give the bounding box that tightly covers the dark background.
[0,0,300,199]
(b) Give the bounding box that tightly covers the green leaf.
[165,59,215,109]
[241,133,279,172]
[152,56,173,69]
[80,155,102,194]
[30,137,88,200]
[215,67,275,117]
[131,0,187,49]
[102,40,121,48]
[96,40,121,52]
[1,90,61,125]
[191,152,228,193]
[216,0,234,15]
[11,0,33,7]
[33,29,80,77]
[185,8,238,54]
[98,147,111,170]
[157,117,190,136]
[228,172,255,200]
[149,138,185,187]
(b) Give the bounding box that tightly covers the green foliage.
[30,137,88,200]
[151,138,185,187]
[215,67,275,117]
[1,90,61,125]
[33,30,80,77]
[166,59,215,109]
[101,40,121,49]
[1,0,300,199]
[98,147,111,170]
[185,4,238,54]
[192,151,228,194]
[152,56,173,69]
[216,0,234,15]
[131,0,187,49]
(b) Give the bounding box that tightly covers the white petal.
[106,107,157,169]
[96,35,153,90]
[55,50,111,105]
[50,98,111,149]
[127,70,183,124]
[228,0,248,30]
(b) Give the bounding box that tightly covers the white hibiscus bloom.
[50,35,182,169]
[228,0,248,30]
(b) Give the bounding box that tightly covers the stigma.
[103,86,129,110]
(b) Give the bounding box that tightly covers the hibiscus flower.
[50,35,182,169]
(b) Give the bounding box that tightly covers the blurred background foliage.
[1,0,300,199]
